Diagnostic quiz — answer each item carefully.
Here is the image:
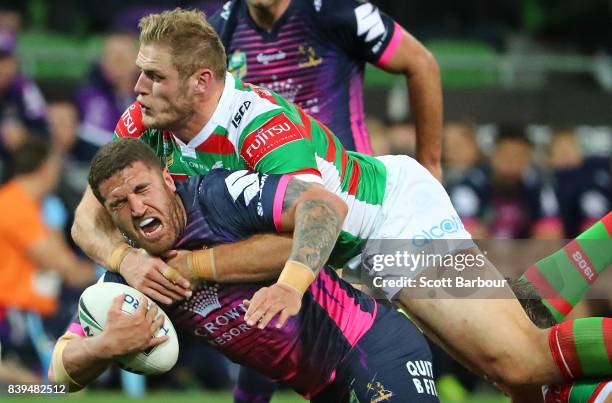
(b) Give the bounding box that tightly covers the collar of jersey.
[182,72,236,149]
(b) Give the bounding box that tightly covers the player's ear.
[193,68,214,94]
[162,167,176,192]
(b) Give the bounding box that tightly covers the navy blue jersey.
[174,169,287,249]
[554,157,611,237]
[71,169,379,398]
[448,166,560,238]
[210,0,401,154]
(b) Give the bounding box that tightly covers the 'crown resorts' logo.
[183,284,221,318]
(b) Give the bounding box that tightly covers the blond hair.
[139,8,226,80]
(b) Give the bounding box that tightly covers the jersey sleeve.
[113,102,145,139]
[237,108,321,179]
[319,0,401,66]
[199,169,292,234]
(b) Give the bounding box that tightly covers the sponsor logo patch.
[115,103,143,137]
[232,101,251,128]
[228,50,247,79]
[412,215,465,247]
[240,114,303,169]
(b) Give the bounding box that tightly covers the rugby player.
[70,8,612,399]
[210,0,443,179]
[51,138,439,402]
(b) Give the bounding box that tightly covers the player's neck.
[247,0,291,32]
[173,77,225,143]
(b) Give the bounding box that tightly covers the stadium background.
[0,0,610,402]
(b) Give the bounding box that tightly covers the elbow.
[70,211,84,246]
[322,193,348,230]
[334,198,348,225]
[70,216,80,245]
[407,47,440,81]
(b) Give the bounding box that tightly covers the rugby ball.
[78,282,179,375]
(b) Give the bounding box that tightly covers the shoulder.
[114,101,146,138]
[209,1,240,40]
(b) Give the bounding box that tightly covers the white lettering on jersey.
[220,1,232,20]
[225,170,260,206]
[256,50,286,65]
[354,3,386,43]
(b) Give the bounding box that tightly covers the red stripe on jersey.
[602,211,612,237]
[348,160,361,196]
[563,240,598,285]
[340,149,348,181]
[170,173,188,181]
[115,102,144,138]
[196,134,235,154]
[289,168,321,177]
[245,83,277,105]
[317,121,336,162]
[523,265,573,317]
[296,106,312,139]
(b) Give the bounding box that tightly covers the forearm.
[408,61,443,170]
[72,186,128,269]
[206,234,292,282]
[64,336,111,386]
[50,333,111,391]
[276,186,346,294]
[289,199,343,275]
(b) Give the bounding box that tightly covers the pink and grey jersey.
[209,0,402,154]
[69,169,378,398]
[114,73,388,267]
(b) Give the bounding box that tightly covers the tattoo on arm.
[282,178,310,212]
[283,179,342,276]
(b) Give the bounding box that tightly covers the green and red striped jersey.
[114,73,387,266]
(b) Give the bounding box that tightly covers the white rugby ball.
[78,282,179,375]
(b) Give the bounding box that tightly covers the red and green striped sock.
[549,318,612,381]
[521,211,612,321]
[545,379,612,403]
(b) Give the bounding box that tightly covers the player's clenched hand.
[98,295,168,358]
[120,248,191,305]
[244,283,302,329]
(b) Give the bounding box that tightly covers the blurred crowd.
[0,0,610,399]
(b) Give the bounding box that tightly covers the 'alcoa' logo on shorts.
[240,113,303,169]
[412,215,465,247]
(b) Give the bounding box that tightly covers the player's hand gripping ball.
[78,282,179,374]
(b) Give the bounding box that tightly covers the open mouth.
[138,217,163,238]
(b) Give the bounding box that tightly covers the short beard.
[116,193,185,257]
[147,80,196,131]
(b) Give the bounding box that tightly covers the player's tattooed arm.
[281,179,347,276]
[244,179,347,329]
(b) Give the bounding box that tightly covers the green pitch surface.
[5,390,509,402]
